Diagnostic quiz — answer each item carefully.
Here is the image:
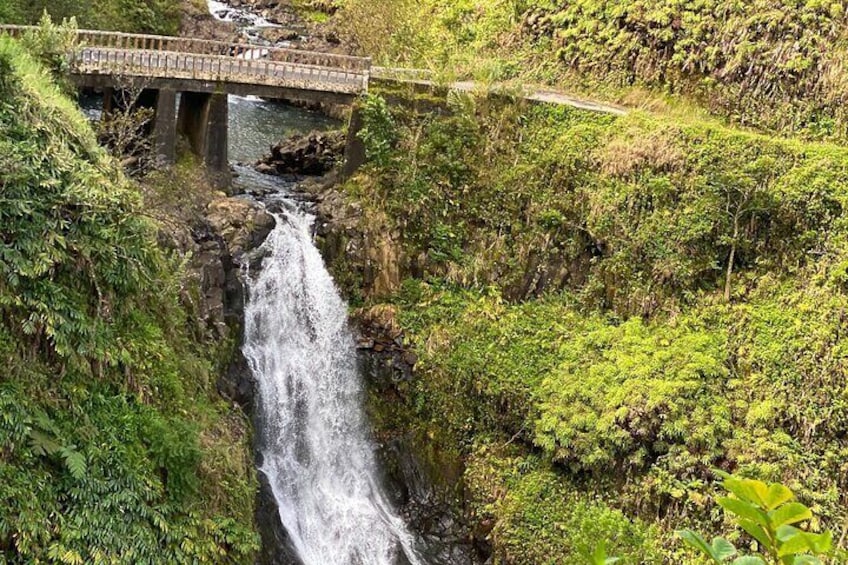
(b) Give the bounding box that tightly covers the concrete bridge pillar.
[177,91,231,190]
[151,88,177,165]
[342,104,366,179]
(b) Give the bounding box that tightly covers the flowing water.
[242,199,423,565]
[83,1,437,558]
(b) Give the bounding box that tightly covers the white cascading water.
[243,199,422,565]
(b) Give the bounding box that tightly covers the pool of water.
[78,92,340,165]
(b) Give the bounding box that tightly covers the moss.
[466,444,666,564]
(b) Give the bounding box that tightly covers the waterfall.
[243,199,422,565]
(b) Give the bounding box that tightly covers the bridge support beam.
[177,91,230,190]
[151,88,177,165]
[342,105,366,179]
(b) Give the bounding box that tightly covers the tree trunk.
[724,215,740,302]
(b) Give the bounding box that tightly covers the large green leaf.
[762,483,794,510]
[769,503,812,528]
[723,477,794,510]
[712,537,738,561]
[723,477,769,506]
[718,497,769,527]
[738,519,773,550]
[778,531,833,557]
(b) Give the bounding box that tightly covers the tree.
[678,473,833,564]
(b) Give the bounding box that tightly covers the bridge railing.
[0,24,371,72]
[72,47,368,94]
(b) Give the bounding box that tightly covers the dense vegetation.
[0,36,258,562]
[338,0,848,140]
[0,0,182,35]
[339,84,848,563]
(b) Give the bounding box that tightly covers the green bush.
[465,445,663,564]
[0,0,181,35]
[534,317,730,472]
[0,36,257,562]
[386,277,848,561]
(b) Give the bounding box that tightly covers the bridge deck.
[0,25,370,96]
[74,47,366,94]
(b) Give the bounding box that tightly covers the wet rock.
[256,472,304,565]
[255,130,346,176]
[355,337,485,565]
[206,196,276,260]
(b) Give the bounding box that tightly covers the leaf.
[718,497,769,527]
[762,483,794,510]
[769,503,812,528]
[788,556,822,565]
[723,477,769,505]
[730,557,767,565]
[60,447,87,480]
[28,429,61,456]
[712,537,738,561]
[738,519,773,551]
[777,525,802,542]
[777,531,832,557]
[678,530,724,562]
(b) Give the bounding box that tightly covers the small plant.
[582,542,620,565]
[678,473,832,565]
[20,11,78,84]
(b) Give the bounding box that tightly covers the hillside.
[0,35,257,562]
[338,0,848,140]
[316,12,848,562]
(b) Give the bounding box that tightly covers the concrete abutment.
[177,91,231,190]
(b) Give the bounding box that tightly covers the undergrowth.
[0,35,257,563]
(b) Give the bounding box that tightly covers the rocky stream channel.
[143,2,487,563]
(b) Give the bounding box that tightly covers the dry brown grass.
[599,125,683,177]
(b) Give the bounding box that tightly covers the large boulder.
[256,130,346,176]
[206,196,276,260]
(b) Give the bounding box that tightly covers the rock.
[255,162,276,175]
[259,28,301,44]
[206,196,276,260]
[255,130,346,176]
[324,31,340,45]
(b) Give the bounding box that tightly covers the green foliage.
[384,275,848,561]
[357,94,399,169]
[582,543,621,565]
[0,0,181,35]
[339,0,848,139]
[0,37,258,562]
[534,317,730,472]
[353,93,848,312]
[679,474,833,565]
[464,445,663,564]
[18,12,78,90]
[341,18,848,565]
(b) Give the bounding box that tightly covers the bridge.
[0,25,371,187]
[0,25,627,187]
